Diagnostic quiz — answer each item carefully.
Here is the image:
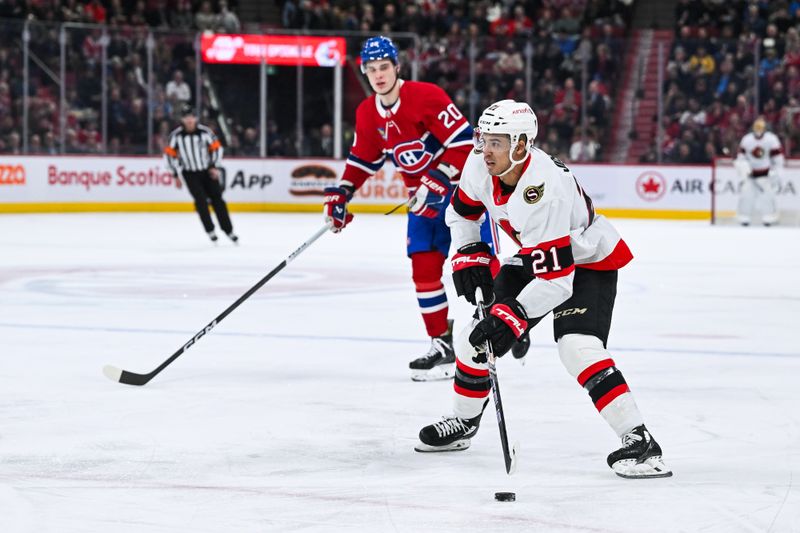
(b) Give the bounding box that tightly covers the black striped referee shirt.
[164,124,223,174]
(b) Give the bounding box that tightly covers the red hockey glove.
[452,242,494,306]
[408,167,452,218]
[469,298,529,357]
[323,186,354,232]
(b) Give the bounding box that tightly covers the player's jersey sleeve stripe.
[441,122,472,147]
[450,185,485,221]
[578,239,634,271]
[347,153,385,173]
[770,148,782,156]
[418,132,444,162]
[518,236,575,280]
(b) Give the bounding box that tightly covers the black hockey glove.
[451,242,494,305]
[469,298,529,357]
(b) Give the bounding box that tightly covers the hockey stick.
[475,287,519,475]
[384,200,408,215]
[103,223,332,387]
[385,193,448,215]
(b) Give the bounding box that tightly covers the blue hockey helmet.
[360,36,399,73]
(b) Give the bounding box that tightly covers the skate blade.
[414,439,471,453]
[612,456,673,479]
[410,363,455,382]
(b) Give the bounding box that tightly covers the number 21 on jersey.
[519,236,575,280]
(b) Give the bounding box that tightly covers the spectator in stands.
[29,133,42,153]
[166,70,191,107]
[195,0,217,31]
[65,128,83,154]
[569,127,600,162]
[759,43,781,79]
[129,0,148,27]
[145,0,170,29]
[586,80,609,128]
[744,3,767,36]
[680,97,707,127]
[313,123,334,157]
[170,0,194,30]
[218,0,241,33]
[688,45,715,77]
[555,77,581,117]
[42,131,57,155]
[508,5,535,36]
[239,127,259,156]
[6,131,20,154]
[267,120,289,156]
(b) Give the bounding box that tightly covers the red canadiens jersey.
[340,80,474,191]
[446,148,633,318]
[737,131,783,177]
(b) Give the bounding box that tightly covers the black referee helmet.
[180,104,196,117]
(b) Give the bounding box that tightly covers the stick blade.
[103,365,151,386]
[506,441,520,475]
[103,365,123,382]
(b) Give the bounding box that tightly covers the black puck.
[494,491,516,502]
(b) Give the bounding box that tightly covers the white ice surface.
[1,212,799,533]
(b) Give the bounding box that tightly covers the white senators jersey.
[446,147,633,319]
[737,131,784,177]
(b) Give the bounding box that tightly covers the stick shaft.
[475,288,515,474]
[113,224,331,386]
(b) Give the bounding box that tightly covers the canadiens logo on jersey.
[524,183,545,204]
[393,139,435,174]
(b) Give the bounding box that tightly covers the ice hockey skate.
[607,425,672,479]
[207,230,219,243]
[415,413,483,452]
[226,232,239,244]
[409,319,455,382]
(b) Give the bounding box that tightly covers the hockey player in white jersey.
[414,100,672,479]
[735,117,784,226]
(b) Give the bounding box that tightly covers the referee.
[165,104,238,243]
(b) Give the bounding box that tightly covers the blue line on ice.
[0,321,797,359]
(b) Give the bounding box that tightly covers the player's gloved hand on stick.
[469,298,529,357]
[323,186,354,232]
[408,168,452,218]
[452,242,494,305]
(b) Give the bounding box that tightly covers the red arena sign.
[201,34,346,67]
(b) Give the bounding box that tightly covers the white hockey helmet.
[475,100,538,172]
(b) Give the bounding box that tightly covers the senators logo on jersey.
[524,183,545,204]
[751,146,765,158]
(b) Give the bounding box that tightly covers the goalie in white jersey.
[735,117,784,226]
[415,100,672,478]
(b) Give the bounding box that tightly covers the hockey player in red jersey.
[324,37,529,381]
[414,100,672,478]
